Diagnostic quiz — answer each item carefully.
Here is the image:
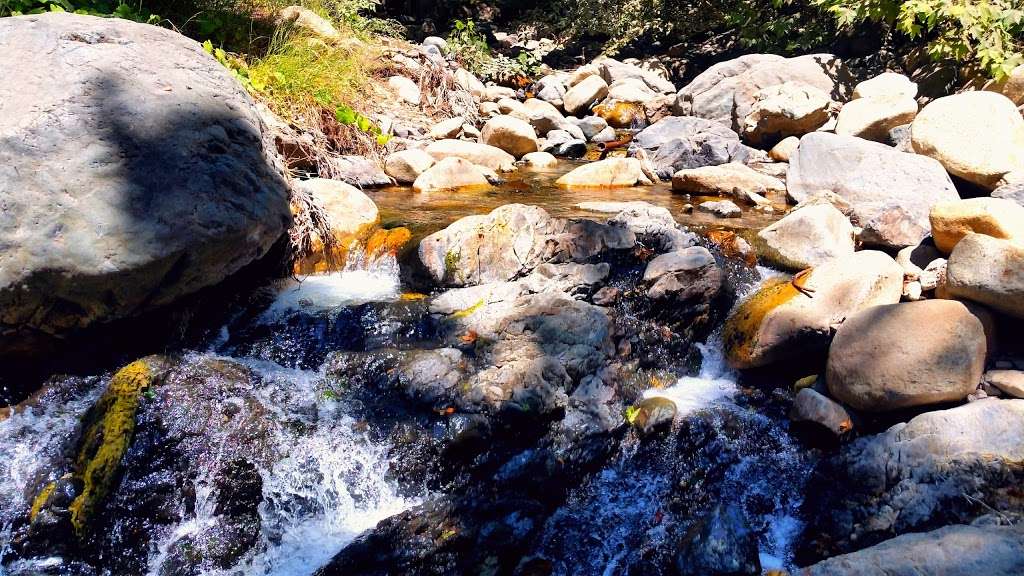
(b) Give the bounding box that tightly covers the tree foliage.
[814,0,1024,78]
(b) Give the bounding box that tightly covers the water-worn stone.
[675,53,852,134]
[852,72,917,100]
[643,247,722,301]
[985,370,1024,399]
[834,96,918,142]
[291,179,379,274]
[384,149,435,184]
[911,91,1024,189]
[631,116,748,179]
[671,162,784,200]
[0,14,291,354]
[387,75,421,105]
[593,99,646,128]
[411,157,491,193]
[787,132,959,249]
[417,204,635,287]
[428,116,464,139]
[769,136,799,161]
[424,139,516,171]
[800,399,1024,561]
[480,115,539,158]
[631,397,677,436]
[521,151,558,168]
[827,300,986,412]
[698,200,741,218]
[723,251,903,369]
[570,115,609,140]
[929,197,1024,253]
[608,78,658,103]
[276,5,340,41]
[741,81,832,145]
[556,158,654,188]
[563,75,609,116]
[804,524,1024,576]
[946,233,1024,318]
[454,67,485,99]
[755,203,855,271]
[790,388,854,437]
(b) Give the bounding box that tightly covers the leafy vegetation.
[1,0,157,21]
[446,18,540,83]
[814,0,1024,79]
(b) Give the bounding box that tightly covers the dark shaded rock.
[675,503,760,575]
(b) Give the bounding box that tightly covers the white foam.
[642,339,738,417]
[261,267,400,321]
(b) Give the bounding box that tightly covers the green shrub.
[814,0,1024,78]
[445,18,540,83]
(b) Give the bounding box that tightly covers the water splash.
[260,252,401,323]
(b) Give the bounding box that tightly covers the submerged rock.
[0,13,291,360]
[675,503,761,576]
[556,157,654,188]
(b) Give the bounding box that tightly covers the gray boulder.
[755,203,855,270]
[993,182,1024,207]
[0,14,290,355]
[800,399,1024,560]
[418,204,635,287]
[787,132,959,249]
[804,523,1024,576]
[675,53,852,133]
[630,116,749,178]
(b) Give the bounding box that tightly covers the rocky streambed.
[4,10,1024,576]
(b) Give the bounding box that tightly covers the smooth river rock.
[945,233,1024,318]
[755,203,855,271]
[826,300,987,412]
[929,197,1024,253]
[911,91,1024,189]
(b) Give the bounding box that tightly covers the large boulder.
[826,300,987,412]
[800,399,1024,560]
[607,78,658,103]
[411,157,491,194]
[675,53,852,133]
[0,14,291,355]
[480,115,539,158]
[984,63,1024,106]
[556,158,654,188]
[911,91,1024,189]
[834,96,918,142]
[754,203,855,270]
[290,179,379,274]
[787,132,960,249]
[740,81,832,145]
[630,116,748,179]
[563,75,609,115]
[804,524,1024,576]
[424,139,516,171]
[722,251,903,369]
[929,197,1024,253]
[417,204,635,287]
[946,233,1024,318]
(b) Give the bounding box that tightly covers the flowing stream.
[0,174,806,575]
